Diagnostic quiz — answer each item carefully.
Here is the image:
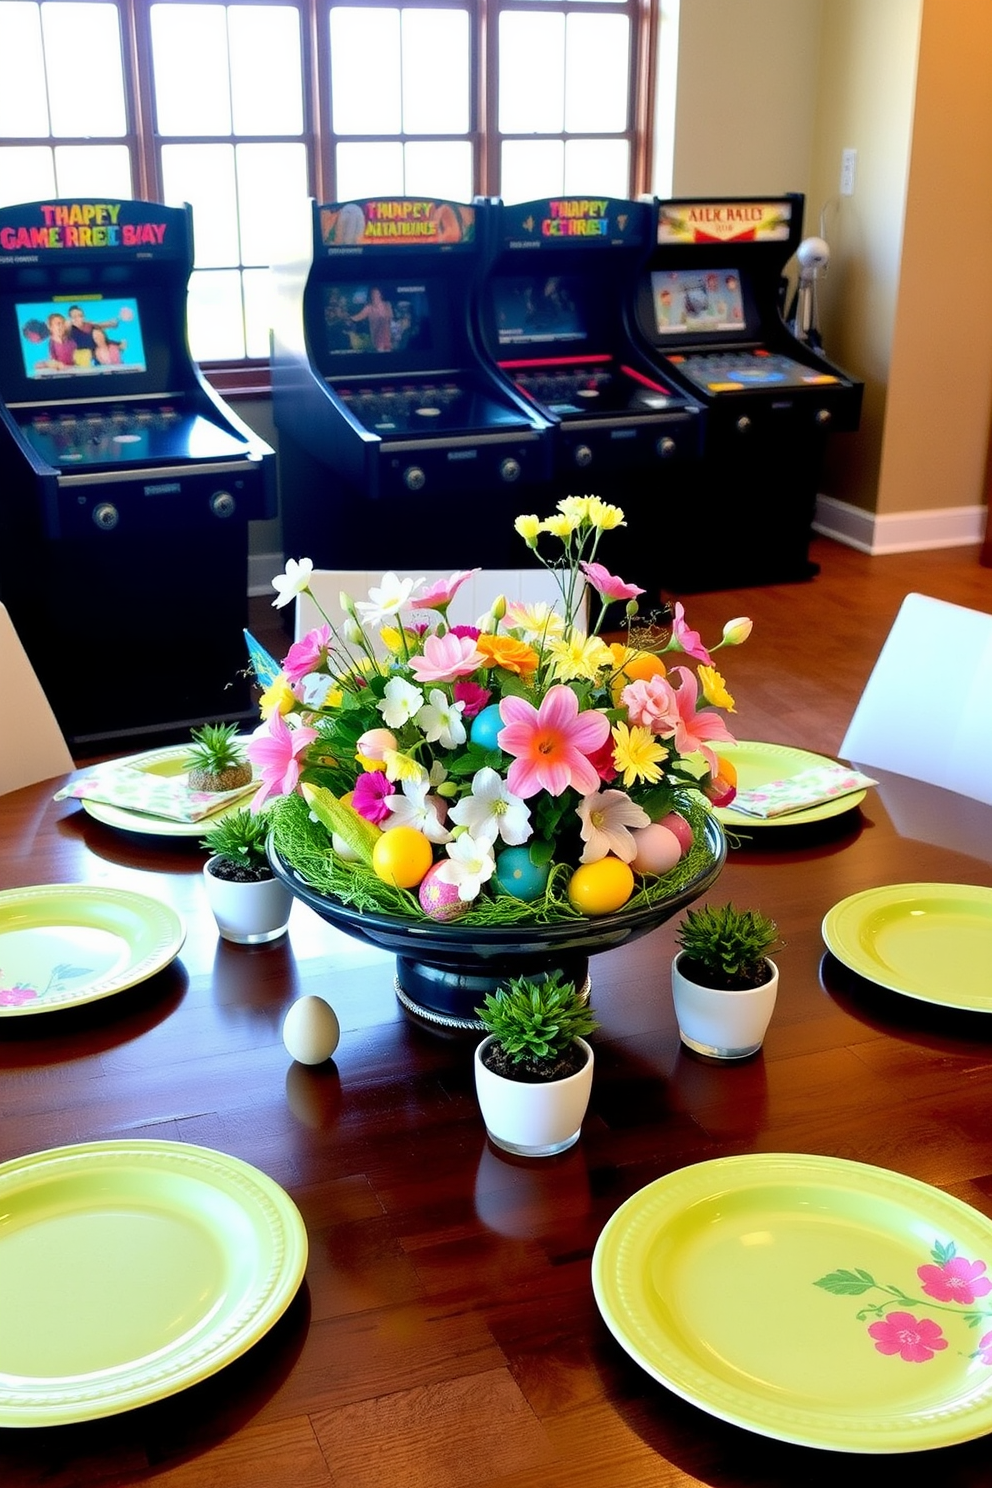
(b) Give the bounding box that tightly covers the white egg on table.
[282,994,340,1065]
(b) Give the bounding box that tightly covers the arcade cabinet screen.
[17,297,147,378]
[494,276,588,348]
[322,282,433,356]
[650,269,745,336]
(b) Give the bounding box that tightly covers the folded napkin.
[54,761,257,822]
[730,762,877,819]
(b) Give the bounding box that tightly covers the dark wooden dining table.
[2,763,992,1488]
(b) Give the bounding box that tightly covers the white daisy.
[378,676,424,728]
[448,767,531,846]
[271,557,314,610]
[436,832,496,902]
[415,689,467,749]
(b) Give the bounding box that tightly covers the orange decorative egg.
[371,826,434,888]
[567,857,635,916]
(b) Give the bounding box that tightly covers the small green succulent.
[200,807,272,881]
[186,723,252,792]
[476,971,598,1081]
[675,901,780,990]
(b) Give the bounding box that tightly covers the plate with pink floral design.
[0,885,184,1015]
[592,1153,992,1451]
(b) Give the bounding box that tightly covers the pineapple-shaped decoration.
[186,723,253,793]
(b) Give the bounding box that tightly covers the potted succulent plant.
[200,808,293,944]
[671,901,781,1060]
[473,972,598,1157]
[186,723,253,793]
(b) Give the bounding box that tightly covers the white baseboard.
[249,551,284,598]
[813,495,986,555]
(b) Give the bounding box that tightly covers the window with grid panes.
[0,0,653,370]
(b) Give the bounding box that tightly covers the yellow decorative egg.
[371,826,434,888]
[567,857,635,916]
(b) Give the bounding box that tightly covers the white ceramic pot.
[203,857,293,945]
[473,1036,594,1158]
[670,952,778,1060]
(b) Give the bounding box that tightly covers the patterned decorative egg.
[470,703,504,751]
[494,847,550,902]
[418,861,466,921]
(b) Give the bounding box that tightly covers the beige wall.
[666,0,823,201]
[671,0,992,528]
[875,0,992,517]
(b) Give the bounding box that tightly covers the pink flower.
[0,985,37,1006]
[867,1312,947,1363]
[918,1256,992,1304]
[498,686,611,799]
[587,735,618,783]
[976,1330,992,1365]
[622,674,680,734]
[282,625,332,685]
[353,771,395,824]
[247,713,316,810]
[449,624,481,640]
[578,560,645,602]
[409,632,485,684]
[415,568,480,612]
[656,667,736,774]
[671,602,713,665]
[453,679,491,719]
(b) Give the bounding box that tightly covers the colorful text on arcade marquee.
[0,204,168,251]
[543,200,611,237]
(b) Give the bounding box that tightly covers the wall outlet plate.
[840,148,857,197]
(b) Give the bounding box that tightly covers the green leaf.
[529,839,555,867]
[932,1239,957,1265]
[813,1269,876,1295]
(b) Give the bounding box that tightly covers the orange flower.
[476,633,540,677]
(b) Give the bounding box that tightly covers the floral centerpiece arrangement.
[248,497,750,927]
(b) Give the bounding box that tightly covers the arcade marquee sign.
[502,198,645,250]
[657,201,793,244]
[321,200,477,248]
[0,201,180,260]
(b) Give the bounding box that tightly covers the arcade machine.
[630,193,862,591]
[270,197,553,572]
[0,198,275,750]
[475,196,703,607]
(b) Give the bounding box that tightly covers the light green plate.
[592,1153,992,1452]
[0,884,185,1016]
[822,882,992,1010]
[81,741,253,838]
[715,741,867,828]
[0,1139,308,1426]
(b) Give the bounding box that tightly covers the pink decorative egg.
[657,811,694,854]
[418,862,465,922]
[630,823,683,876]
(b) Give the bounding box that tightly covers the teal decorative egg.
[470,703,504,751]
[494,847,549,902]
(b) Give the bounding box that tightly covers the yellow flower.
[546,632,613,683]
[556,495,591,524]
[611,721,666,788]
[259,674,296,720]
[380,625,418,656]
[514,513,541,547]
[698,665,736,711]
[383,750,426,783]
[476,632,540,676]
[541,513,577,539]
[585,497,626,530]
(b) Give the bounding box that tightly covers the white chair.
[840,591,992,804]
[0,602,74,795]
[296,568,577,643]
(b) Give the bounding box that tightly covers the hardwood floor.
[250,535,991,759]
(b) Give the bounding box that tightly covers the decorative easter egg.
[282,994,340,1065]
[610,649,668,703]
[418,861,466,921]
[657,811,694,854]
[470,703,504,751]
[494,846,550,902]
[371,826,434,888]
[629,823,683,876]
[567,857,634,916]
